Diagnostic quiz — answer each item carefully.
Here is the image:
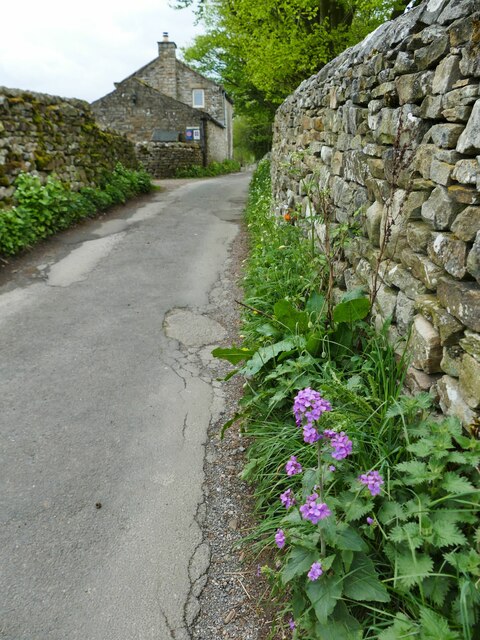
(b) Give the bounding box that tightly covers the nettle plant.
[269,389,480,639]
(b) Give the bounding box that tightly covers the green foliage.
[176,0,416,151]
[213,161,480,638]
[0,164,152,256]
[174,159,241,178]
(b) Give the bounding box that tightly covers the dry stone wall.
[135,141,203,177]
[271,0,480,427]
[0,87,138,208]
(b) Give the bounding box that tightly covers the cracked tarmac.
[0,173,251,639]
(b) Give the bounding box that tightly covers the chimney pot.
[163,32,169,42]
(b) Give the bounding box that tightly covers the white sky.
[0,0,203,102]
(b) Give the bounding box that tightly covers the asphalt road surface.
[0,172,251,640]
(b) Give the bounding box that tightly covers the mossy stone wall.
[0,87,138,208]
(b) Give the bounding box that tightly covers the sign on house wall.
[186,126,201,141]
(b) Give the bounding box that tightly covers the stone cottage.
[91,33,233,175]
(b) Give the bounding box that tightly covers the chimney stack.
[156,34,178,99]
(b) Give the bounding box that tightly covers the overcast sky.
[0,0,204,103]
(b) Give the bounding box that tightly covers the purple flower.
[280,488,296,509]
[328,465,336,472]
[307,561,323,581]
[303,424,321,444]
[256,564,261,576]
[288,618,295,630]
[366,517,374,525]
[275,529,286,549]
[285,455,302,476]
[300,493,331,524]
[359,470,384,496]
[323,429,337,439]
[293,388,332,428]
[330,431,353,460]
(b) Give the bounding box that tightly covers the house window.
[192,89,205,108]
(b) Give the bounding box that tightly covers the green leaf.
[333,297,370,324]
[378,614,418,640]
[314,601,362,640]
[306,291,326,314]
[240,338,297,376]
[306,573,343,624]
[343,553,390,603]
[395,551,434,589]
[441,473,476,495]
[430,518,467,548]
[255,323,280,338]
[423,576,452,607]
[419,606,461,640]
[220,412,242,438]
[395,460,431,485]
[281,547,317,584]
[335,525,368,552]
[211,345,254,364]
[273,299,309,333]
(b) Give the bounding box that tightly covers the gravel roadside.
[189,220,275,640]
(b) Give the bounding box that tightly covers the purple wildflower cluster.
[280,488,296,509]
[293,388,332,443]
[285,455,302,476]
[330,431,353,460]
[299,493,332,524]
[275,529,286,549]
[359,470,384,496]
[307,561,323,581]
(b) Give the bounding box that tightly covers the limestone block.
[437,375,475,426]
[460,42,480,77]
[452,159,478,185]
[421,94,443,118]
[343,150,369,186]
[432,55,463,94]
[410,314,443,373]
[373,283,398,320]
[401,247,445,290]
[365,201,384,246]
[395,70,434,105]
[330,176,355,209]
[426,123,465,149]
[447,185,480,206]
[443,85,478,110]
[437,277,480,332]
[430,158,454,186]
[404,191,431,220]
[320,146,333,165]
[344,237,371,268]
[407,221,432,253]
[363,143,386,157]
[415,294,465,345]
[427,232,467,279]
[421,0,448,24]
[466,231,480,283]
[441,345,464,377]
[331,150,344,176]
[449,11,479,46]
[366,157,385,179]
[456,100,480,153]
[379,261,428,299]
[459,354,480,408]
[393,51,417,75]
[442,105,473,123]
[415,144,437,179]
[396,290,416,334]
[405,367,441,393]
[460,330,480,361]
[438,0,480,25]
[414,35,449,70]
[421,185,464,230]
[451,206,480,241]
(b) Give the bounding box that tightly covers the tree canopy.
[173,0,416,156]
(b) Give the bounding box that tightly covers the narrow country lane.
[0,173,251,640]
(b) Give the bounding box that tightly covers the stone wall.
[0,86,138,208]
[135,141,203,177]
[271,0,480,428]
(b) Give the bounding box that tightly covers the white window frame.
[192,89,205,109]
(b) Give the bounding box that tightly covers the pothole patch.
[164,308,227,347]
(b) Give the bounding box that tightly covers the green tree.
[173,0,415,156]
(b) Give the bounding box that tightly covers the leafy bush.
[175,158,241,178]
[0,164,152,256]
[213,160,480,638]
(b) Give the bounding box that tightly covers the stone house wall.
[271,0,480,428]
[0,86,138,208]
